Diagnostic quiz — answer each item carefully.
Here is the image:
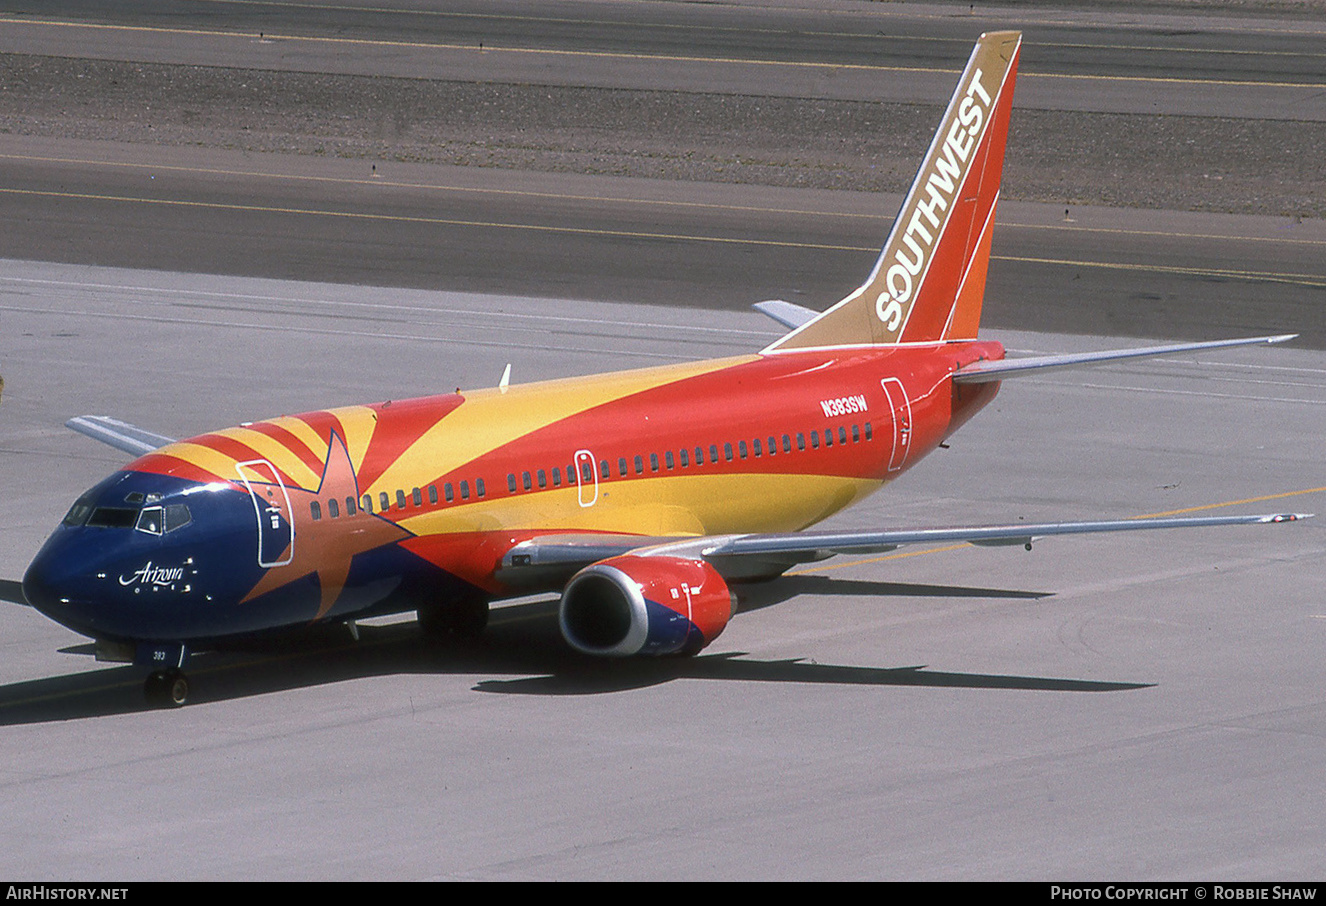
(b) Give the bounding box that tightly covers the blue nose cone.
[22,533,97,637]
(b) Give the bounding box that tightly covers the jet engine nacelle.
[559,555,736,657]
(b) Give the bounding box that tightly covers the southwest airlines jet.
[18,32,1306,706]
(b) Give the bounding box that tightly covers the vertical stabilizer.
[765,31,1021,351]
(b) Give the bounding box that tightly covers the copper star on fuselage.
[239,432,412,619]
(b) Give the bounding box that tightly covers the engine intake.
[559,555,736,657]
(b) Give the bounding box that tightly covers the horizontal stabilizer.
[752,300,819,330]
[953,334,1297,383]
[66,416,177,457]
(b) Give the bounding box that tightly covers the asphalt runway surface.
[1,0,1325,881]
[1,261,1324,880]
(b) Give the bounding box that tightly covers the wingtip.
[1262,513,1313,523]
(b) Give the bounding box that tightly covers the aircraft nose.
[23,545,73,616]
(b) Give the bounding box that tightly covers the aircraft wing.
[497,512,1309,586]
[65,416,177,457]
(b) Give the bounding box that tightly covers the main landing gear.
[144,668,190,708]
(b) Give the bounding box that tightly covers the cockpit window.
[62,495,95,527]
[136,507,164,535]
[74,500,191,534]
[87,507,138,529]
[165,504,191,532]
[134,504,192,535]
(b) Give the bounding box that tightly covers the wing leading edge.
[497,512,1310,586]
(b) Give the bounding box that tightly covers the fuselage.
[23,341,1003,646]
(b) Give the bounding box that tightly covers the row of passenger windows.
[310,478,487,521]
[309,421,874,521]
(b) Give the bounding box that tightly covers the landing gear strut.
[144,668,190,708]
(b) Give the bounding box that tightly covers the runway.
[1,260,1325,880]
[1,0,1324,881]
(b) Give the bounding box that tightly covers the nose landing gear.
[144,668,189,708]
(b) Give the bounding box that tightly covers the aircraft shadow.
[734,574,1050,614]
[0,596,1150,724]
[0,579,27,606]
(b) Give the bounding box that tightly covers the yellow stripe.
[223,426,322,488]
[370,356,757,495]
[994,254,1326,290]
[398,472,881,538]
[0,187,867,254]
[1137,485,1326,519]
[5,14,1321,89]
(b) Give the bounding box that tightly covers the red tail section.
[766,31,1021,351]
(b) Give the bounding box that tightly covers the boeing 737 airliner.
[17,32,1306,706]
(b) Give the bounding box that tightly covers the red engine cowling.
[559,555,736,657]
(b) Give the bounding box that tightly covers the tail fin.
[766,31,1021,351]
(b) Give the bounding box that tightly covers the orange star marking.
[240,432,411,619]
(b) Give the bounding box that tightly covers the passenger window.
[362,495,374,514]
[768,436,776,456]
[739,441,748,459]
[679,448,689,468]
[581,460,593,482]
[552,468,562,487]
[346,496,357,516]
[634,455,643,475]
[522,472,531,491]
[397,490,407,509]
[429,486,438,505]
[508,474,518,493]
[709,445,718,463]
[379,492,390,512]
[782,434,791,453]
[460,481,470,500]
[752,439,762,457]
[852,424,860,443]
[328,498,340,518]
[600,459,610,479]
[538,469,547,489]
[650,453,659,472]
[618,457,628,477]
[310,501,322,522]
[446,483,455,502]
[839,426,848,445]
[724,443,733,462]
[865,422,873,441]
[824,429,833,448]
[810,433,819,450]
[797,433,806,451]
[665,451,674,470]
[476,478,485,498]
